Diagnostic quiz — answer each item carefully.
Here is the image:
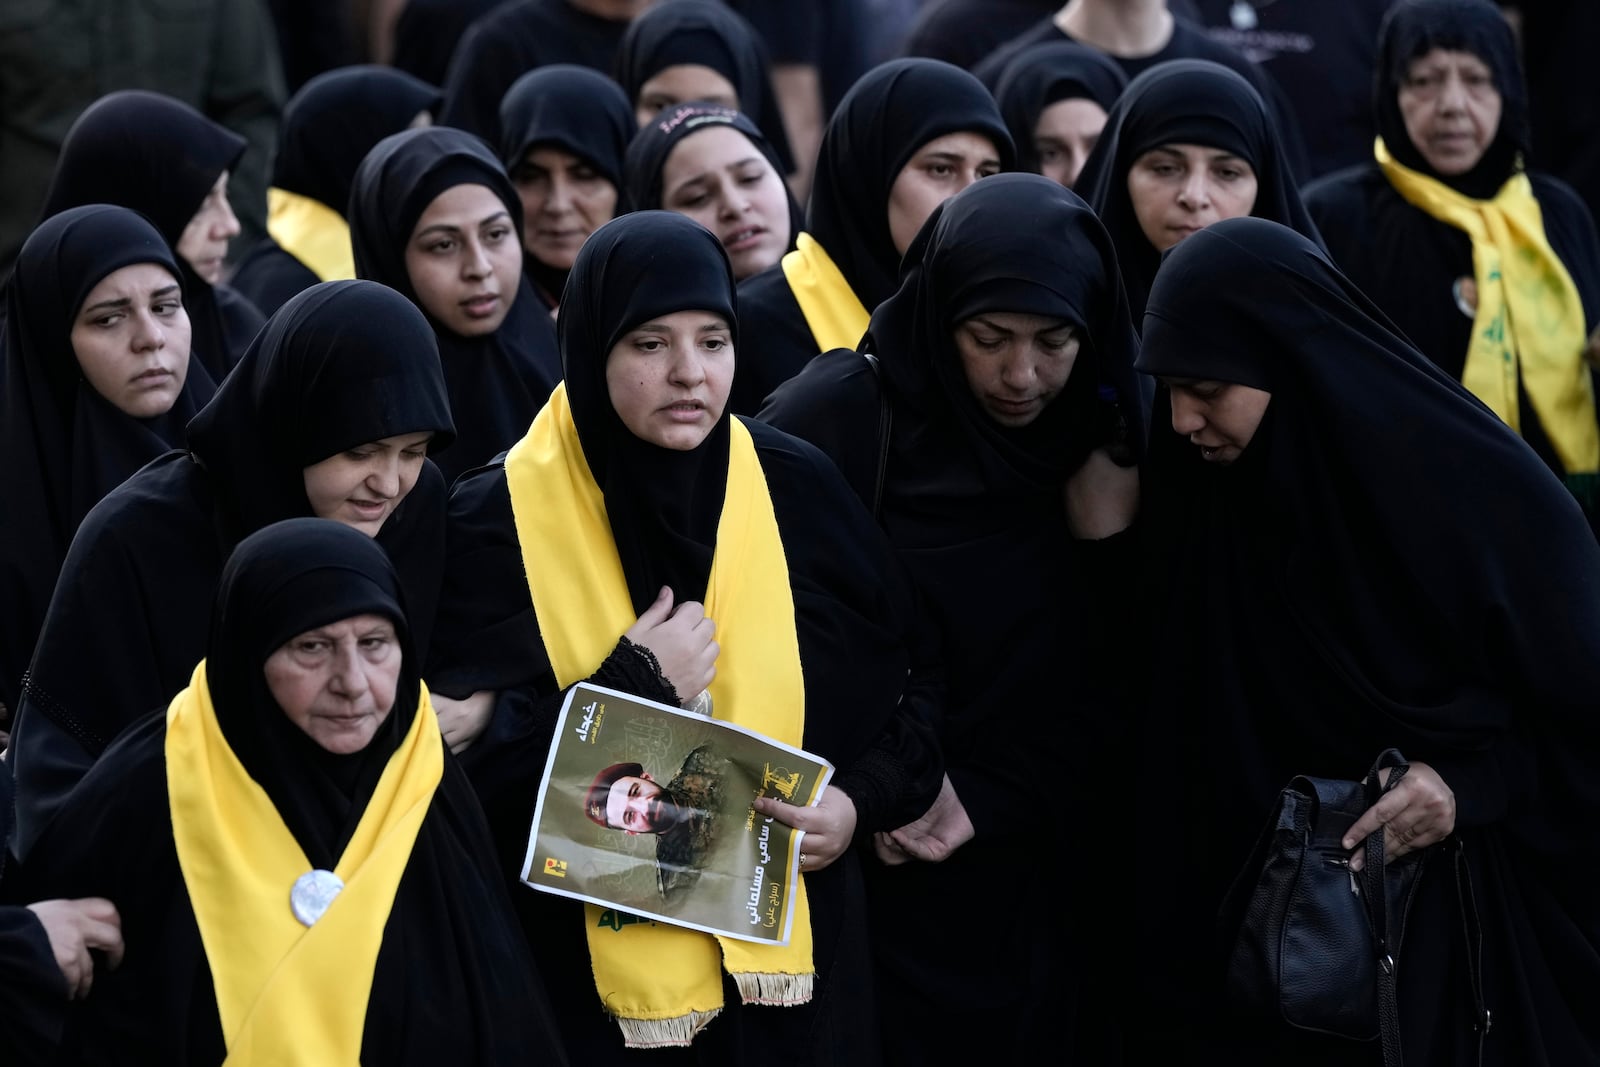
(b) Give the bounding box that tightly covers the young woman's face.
[70,262,192,418]
[661,125,791,280]
[301,431,434,536]
[1126,143,1259,252]
[1164,378,1272,464]
[1397,48,1502,176]
[1034,97,1108,190]
[511,145,619,273]
[264,612,400,755]
[952,311,1081,428]
[635,64,740,126]
[886,131,1004,257]
[403,183,522,337]
[606,309,734,451]
[176,170,240,285]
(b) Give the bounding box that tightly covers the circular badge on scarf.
[290,869,345,926]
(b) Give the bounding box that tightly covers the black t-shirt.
[899,0,1060,71]
[1189,0,1395,178]
[722,0,868,112]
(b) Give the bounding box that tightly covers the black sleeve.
[756,347,884,511]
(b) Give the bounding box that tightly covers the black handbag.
[1221,748,1427,1066]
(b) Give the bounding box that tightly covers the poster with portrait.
[521,682,832,944]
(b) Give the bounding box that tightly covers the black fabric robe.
[427,211,941,1066]
[759,173,1148,1064]
[231,65,442,318]
[8,281,454,860]
[498,64,635,309]
[0,764,67,1067]
[38,91,263,382]
[734,58,1013,416]
[15,518,564,1066]
[0,206,215,715]
[350,127,563,485]
[1303,0,1600,487]
[613,0,794,173]
[1133,217,1600,1065]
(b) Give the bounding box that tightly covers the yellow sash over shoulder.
[781,233,871,354]
[504,383,813,1048]
[267,187,357,283]
[167,661,442,1065]
[1377,139,1600,474]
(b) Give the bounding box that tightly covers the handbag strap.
[1360,748,1410,1067]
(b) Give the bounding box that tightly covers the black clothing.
[1134,216,1600,1064]
[760,173,1146,1063]
[1076,58,1322,321]
[614,0,794,173]
[231,65,443,318]
[38,91,261,382]
[498,64,634,308]
[993,40,1128,177]
[18,518,564,1066]
[1518,0,1600,225]
[1302,0,1600,482]
[350,127,562,484]
[975,13,1308,180]
[735,58,1013,415]
[393,0,502,87]
[441,0,635,145]
[0,206,215,715]
[0,759,67,1066]
[901,0,1059,71]
[724,0,868,114]
[1190,0,1394,178]
[428,211,941,1065]
[8,281,454,859]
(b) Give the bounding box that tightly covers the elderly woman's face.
[606,309,734,450]
[264,612,400,754]
[1397,48,1501,176]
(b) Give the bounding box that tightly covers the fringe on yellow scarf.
[166,662,442,1065]
[781,233,871,354]
[267,187,356,283]
[504,384,814,1048]
[1377,138,1600,474]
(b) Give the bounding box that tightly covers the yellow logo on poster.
[544,857,568,878]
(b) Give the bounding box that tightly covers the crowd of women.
[2,0,1599,1064]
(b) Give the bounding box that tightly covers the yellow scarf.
[504,383,813,1048]
[1377,139,1600,474]
[267,187,357,283]
[781,233,871,354]
[167,661,442,1065]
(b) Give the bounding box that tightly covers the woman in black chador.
[8,281,454,861]
[350,127,562,485]
[427,210,941,1065]
[1304,0,1600,516]
[1133,216,1600,1065]
[0,206,216,718]
[19,518,564,1065]
[760,172,1146,1063]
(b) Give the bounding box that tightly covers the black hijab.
[1375,0,1528,200]
[1135,217,1600,1057]
[621,102,803,247]
[994,41,1128,176]
[208,517,418,869]
[350,127,563,484]
[806,58,1015,311]
[39,91,252,382]
[274,65,442,215]
[0,205,215,714]
[865,172,1147,545]
[1076,59,1322,319]
[498,64,634,306]
[560,210,738,614]
[613,0,795,173]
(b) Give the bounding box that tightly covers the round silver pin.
[290,869,345,926]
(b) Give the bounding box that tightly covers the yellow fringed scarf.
[781,233,871,354]
[267,187,357,283]
[504,384,813,1048]
[166,661,442,1065]
[1376,138,1600,474]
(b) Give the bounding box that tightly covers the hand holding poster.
[521,682,832,943]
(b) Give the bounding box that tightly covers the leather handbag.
[1221,748,1427,1066]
